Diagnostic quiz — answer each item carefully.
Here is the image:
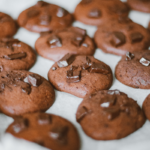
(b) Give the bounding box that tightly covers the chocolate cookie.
[35,27,95,62]
[0,38,36,72]
[76,90,146,140]
[94,18,150,56]
[6,113,80,150]
[127,0,150,13]
[115,51,150,89]
[74,0,129,26]
[143,94,150,121]
[148,21,150,32]
[0,70,55,117]
[17,1,74,33]
[0,12,17,38]
[48,54,113,98]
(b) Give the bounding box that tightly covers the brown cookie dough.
[0,70,55,117]
[143,94,150,121]
[127,0,150,13]
[48,54,113,98]
[17,1,74,33]
[0,38,36,72]
[6,113,80,150]
[115,51,150,89]
[94,18,150,56]
[76,90,146,140]
[74,0,129,26]
[0,12,17,38]
[35,27,95,62]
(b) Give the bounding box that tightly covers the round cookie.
[143,94,150,121]
[76,90,146,140]
[74,0,129,26]
[48,54,113,98]
[35,27,95,62]
[6,113,80,150]
[0,70,55,117]
[115,51,150,89]
[94,18,150,56]
[0,38,36,72]
[17,1,74,33]
[0,12,17,38]
[127,0,150,13]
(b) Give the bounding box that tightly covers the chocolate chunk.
[36,1,49,7]
[82,56,92,70]
[39,15,51,25]
[130,32,143,43]
[76,106,89,122]
[110,31,126,47]
[71,36,84,47]
[126,52,134,61]
[73,27,86,36]
[108,90,120,95]
[139,57,150,66]
[88,9,101,18]
[90,63,109,74]
[57,54,75,68]
[13,118,28,133]
[50,126,68,145]
[38,114,52,125]
[22,84,31,95]
[142,52,150,61]
[40,31,52,36]
[81,0,92,4]
[100,96,116,107]
[57,7,67,17]
[3,52,26,60]
[27,9,40,18]
[24,74,42,87]
[103,107,120,120]
[47,35,62,48]
[67,70,81,83]
[52,67,57,71]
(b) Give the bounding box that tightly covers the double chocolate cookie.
[0,38,36,72]
[35,27,95,62]
[0,12,17,38]
[116,51,150,89]
[94,18,150,56]
[76,90,146,140]
[127,0,150,13]
[48,54,113,98]
[17,1,74,33]
[6,113,80,150]
[0,70,55,117]
[74,0,129,26]
[143,94,150,121]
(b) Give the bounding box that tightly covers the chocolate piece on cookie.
[0,12,17,38]
[17,1,73,33]
[115,51,150,89]
[35,26,95,62]
[6,113,80,150]
[76,90,146,140]
[74,0,129,26]
[94,19,150,56]
[0,38,36,72]
[0,70,55,117]
[48,55,113,98]
[127,0,150,13]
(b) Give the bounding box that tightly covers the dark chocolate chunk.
[73,27,86,36]
[126,52,134,61]
[100,96,116,107]
[81,0,92,4]
[39,15,51,25]
[67,70,81,83]
[72,36,84,47]
[139,57,150,66]
[142,52,150,61]
[88,9,101,18]
[90,63,109,74]
[57,7,67,17]
[76,106,89,122]
[40,31,52,36]
[110,31,126,47]
[36,1,49,7]
[82,56,92,70]
[57,54,75,68]
[27,9,40,18]
[47,35,62,48]
[38,114,52,125]
[21,84,31,95]
[3,52,26,60]
[103,107,120,120]
[130,32,143,43]
[52,67,57,71]
[50,126,68,145]
[13,118,29,133]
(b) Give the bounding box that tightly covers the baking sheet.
[0,0,150,150]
